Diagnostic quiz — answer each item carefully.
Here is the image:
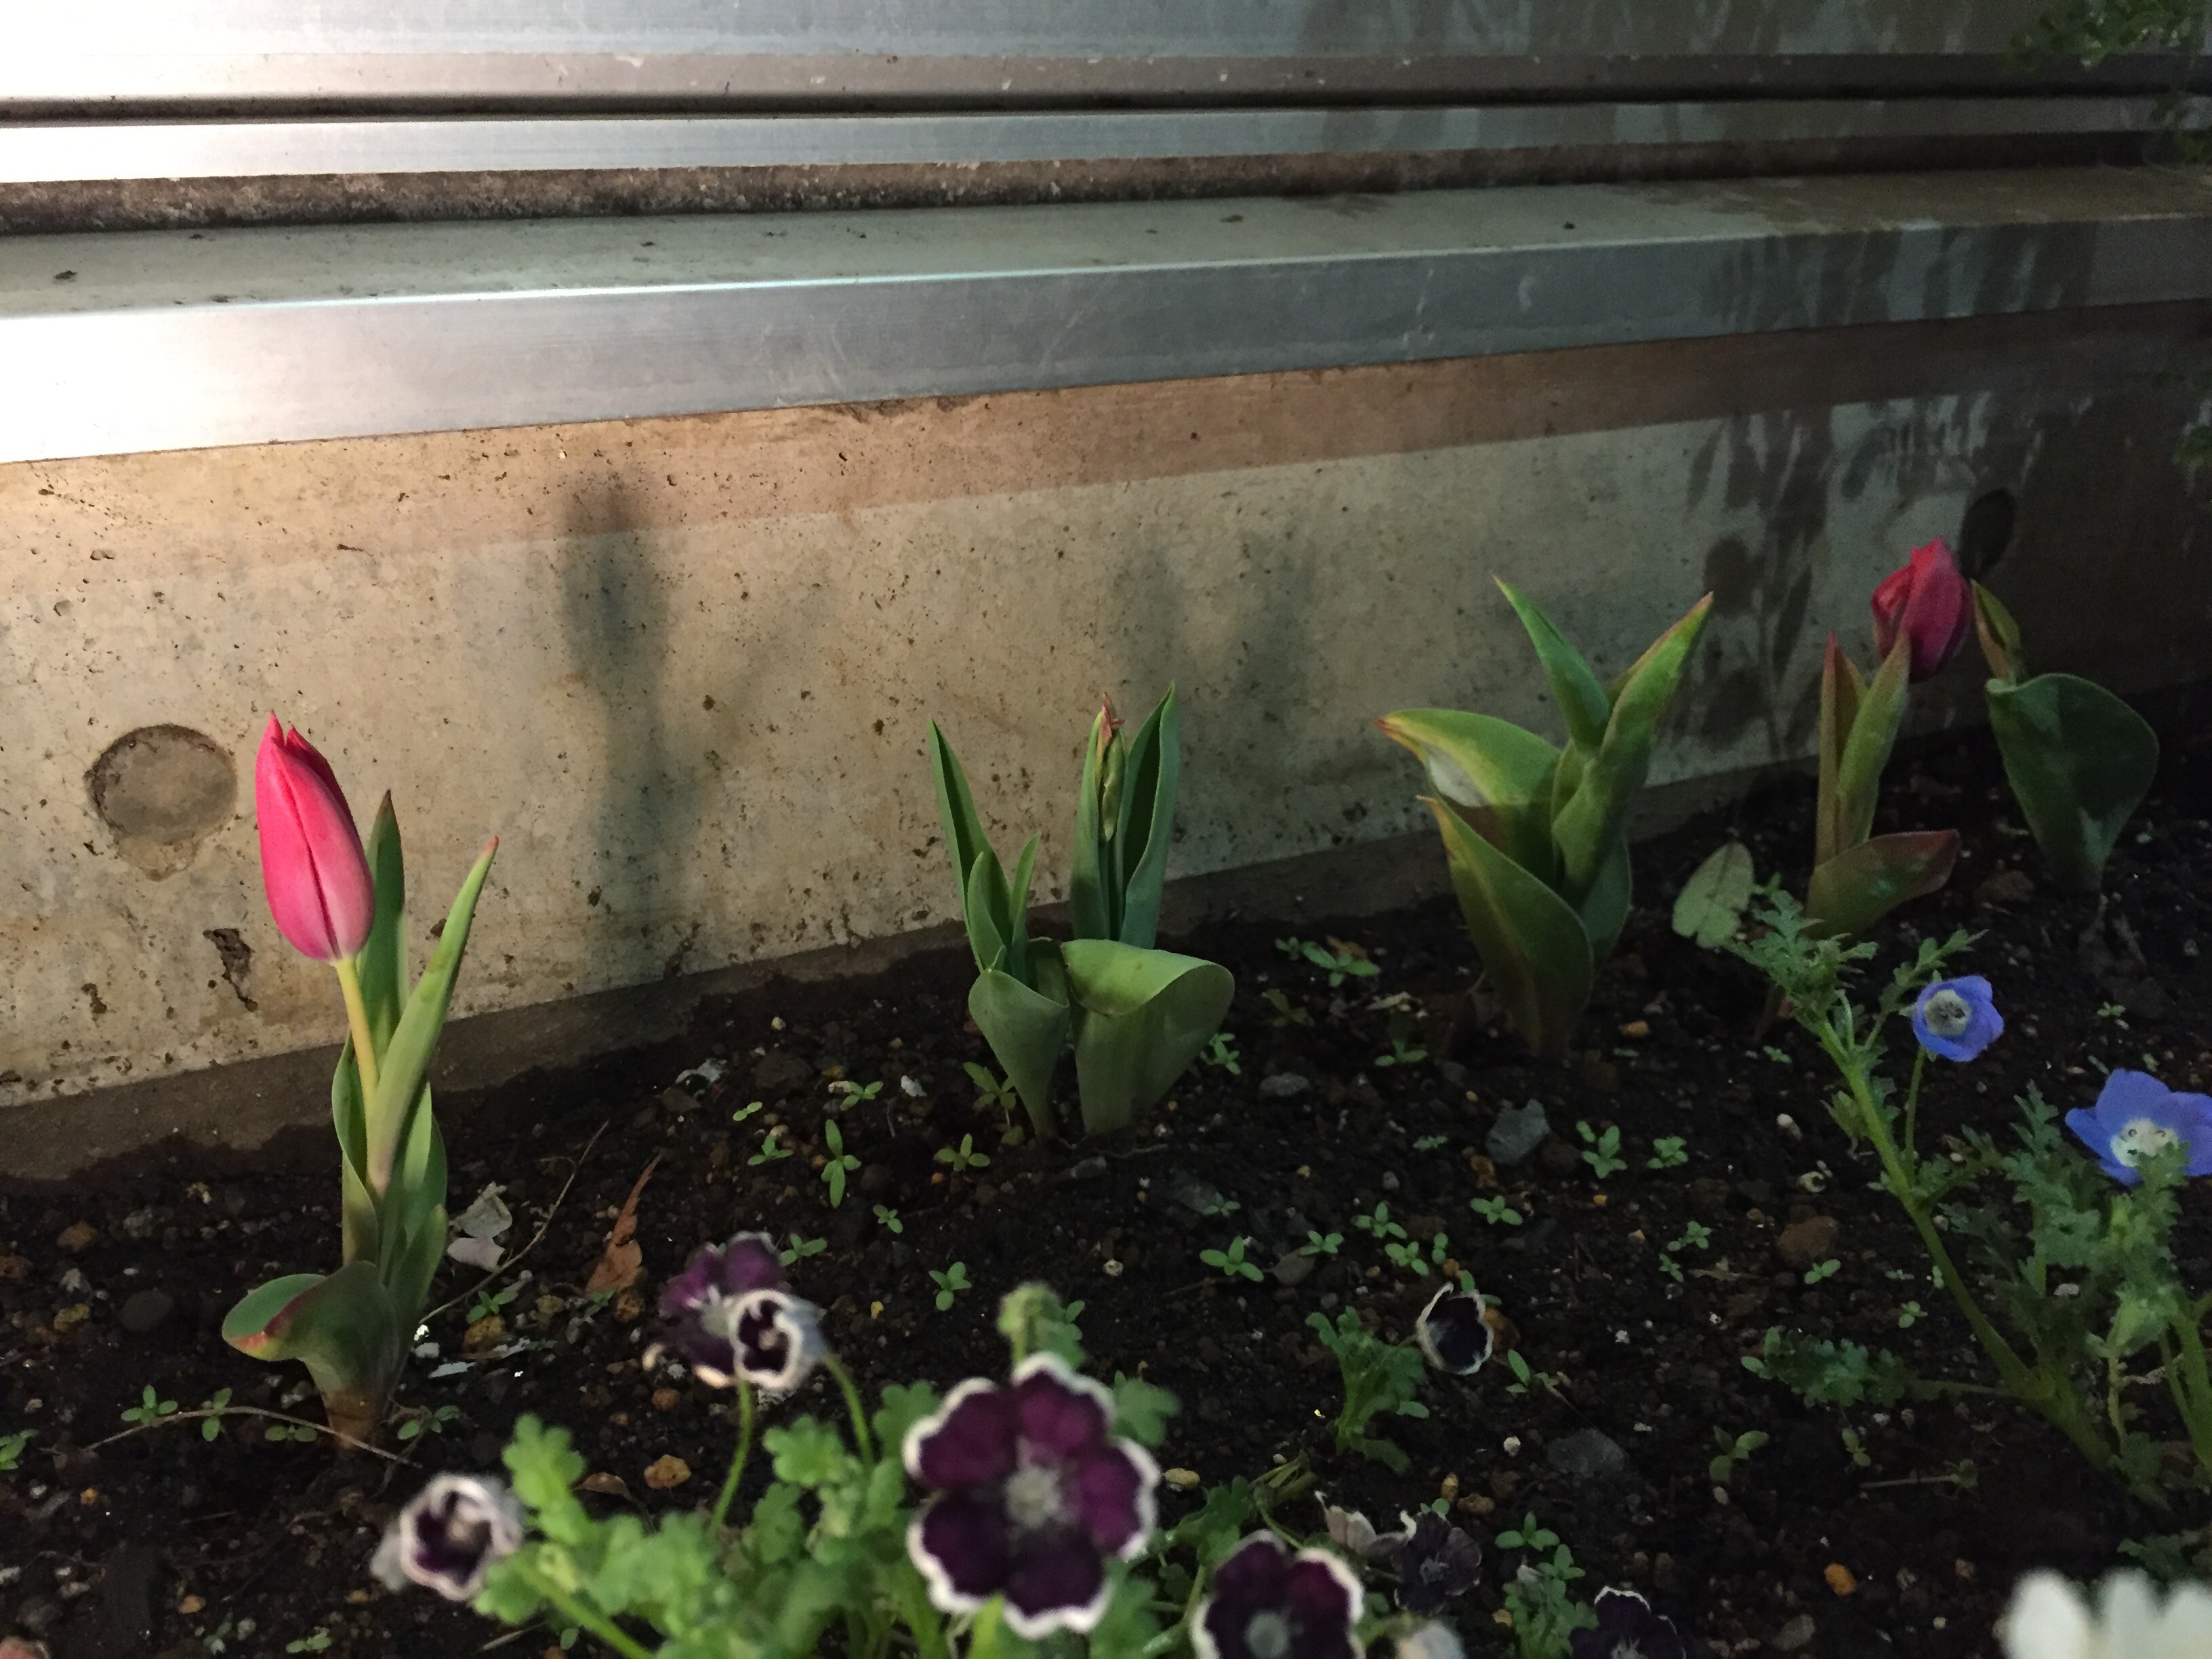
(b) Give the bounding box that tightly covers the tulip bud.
[1870,537,1971,683]
[254,716,374,962]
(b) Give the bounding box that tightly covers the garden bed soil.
[7,713,2212,1659]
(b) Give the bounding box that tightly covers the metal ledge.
[7,98,2209,184]
[7,167,2212,465]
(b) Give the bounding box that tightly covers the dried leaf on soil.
[586,1157,661,1294]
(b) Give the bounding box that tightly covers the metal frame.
[7,168,2211,464]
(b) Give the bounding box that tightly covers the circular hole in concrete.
[85,724,237,878]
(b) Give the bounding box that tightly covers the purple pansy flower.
[2066,1070,2212,1188]
[1569,1587,1687,1659]
[1910,977,2003,1062]
[1414,1285,1494,1376]
[370,1474,524,1602]
[1387,1512,1483,1615]
[1193,1533,1364,1659]
[903,1353,1159,1638]
[659,1233,792,1388]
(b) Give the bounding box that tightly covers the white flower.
[1393,1624,1465,1659]
[2003,1572,2212,1659]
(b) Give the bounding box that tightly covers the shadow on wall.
[559,485,704,987]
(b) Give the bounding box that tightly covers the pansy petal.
[910,1491,1012,1608]
[1284,1552,1364,1654]
[1065,1441,1158,1557]
[1002,1530,1111,1638]
[1414,1287,1493,1374]
[1012,1353,1115,1460]
[906,1378,1019,1490]
[1208,1534,1293,1604]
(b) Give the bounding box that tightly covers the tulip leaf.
[1112,687,1180,951]
[1672,842,1757,947]
[1986,673,2157,893]
[1832,637,1912,856]
[1971,581,2028,686]
[1374,709,1559,811]
[1070,702,1115,944]
[365,841,497,1193]
[1814,636,1866,868]
[223,1261,400,1420]
[969,957,1070,1143]
[928,721,995,908]
[1003,834,1040,987]
[332,1048,377,1267]
[1551,592,1711,898]
[1423,796,1593,1059]
[1062,939,1235,1136]
[1806,830,1959,939]
[358,796,407,1057]
[1575,834,1634,967]
[962,842,1013,981]
[1496,580,1610,755]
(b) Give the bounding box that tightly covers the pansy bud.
[1870,537,1971,682]
[254,716,374,962]
[370,1474,524,1602]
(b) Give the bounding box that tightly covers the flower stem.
[710,1382,756,1534]
[822,1351,876,1464]
[1902,1046,1928,1159]
[506,1560,655,1659]
[333,956,380,1106]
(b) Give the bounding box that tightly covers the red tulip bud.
[1870,537,1971,683]
[254,716,373,962]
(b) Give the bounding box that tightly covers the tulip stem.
[334,956,380,1105]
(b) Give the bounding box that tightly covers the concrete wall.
[3,301,2209,1174]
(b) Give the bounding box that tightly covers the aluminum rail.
[5,98,2207,184]
[8,0,2207,110]
[6,167,2211,465]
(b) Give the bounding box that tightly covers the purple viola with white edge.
[1413,1284,1494,1376]
[659,1232,792,1388]
[1569,1587,1687,1659]
[1387,1512,1482,1615]
[1910,976,2003,1062]
[370,1474,525,1602]
[903,1353,1159,1637]
[2066,1069,2212,1188]
[1193,1532,1364,1659]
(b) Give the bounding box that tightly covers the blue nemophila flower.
[1414,1285,1494,1376]
[904,1353,1159,1637]
[1911,976,2003,1062]
[1193,1532,1364,1659]
[1387,1512,1482,1615]
[1570,1587,1686,1659]
[2066,1070,2212,1188]
[370,1474,524,1601]
[659,1233,794,1389]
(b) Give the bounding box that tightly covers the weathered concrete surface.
[2,302,2209,1174]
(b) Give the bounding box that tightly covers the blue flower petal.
[1910,976,2003,1063]
[2068,1071,2212,1187]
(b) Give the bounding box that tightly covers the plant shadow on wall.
[560,486,703,985]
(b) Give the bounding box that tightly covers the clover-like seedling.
[122,1384,179,1427]
[467,1282,522,1324]
[1298,1230,1344,1258]
[1263,987,1314,1029]
[935,1134,991,1173]
[964,1062,1021,1123]
[1577,1121,1627,1179]
[1414,1133,1450,1152]
[1275,935,1380,988]
[1672,1221,1713,1252]
[0,1429,34,1470]
[1494,1511,1559,1553]
[929,1262,972,1311]
[1898,1300,1924,1328]
[1762,1044,1792,1065]
[1469,1195,1523,1227]
[1374,1034,1428,1068]
[1353,1202,1407,1242]
[731,1099,765,1126]
[285,1631,333,1654]
[1201,1237,1264,1282]
[1648,1136,1689,1170]
[1503,1349,1566,1400]
[1708,1428,1769,1487]
[749,1127,794,1166]
[396,1404,459,1442]
[779,1233,828,1266]
[265,1422,318,1443]
[828,1078,884,1109]
[1201,1033,1242,1075]
[821,1120,861,1207]
[873,1204,904,1234]
[1803,1258,1841,1284]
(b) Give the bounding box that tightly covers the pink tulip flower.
[1870,537,1972,683]
[255,716,373,962]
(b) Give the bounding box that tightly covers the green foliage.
[122,1383,179,1426]
[1274,936,1378,987]
[964,1063,1021,1124]
[2019,0,2212,65]
[1199,1033,1241,1076]
[1382,1233,1449,1277]
[1576,1122,1626,1179]
[1261,987,1313,1027]
[1671,841,1755,947]
[1298,1230,1345,1257]
[1372,1033,1428,1068]
[1470,1195,1524,1227]
[1109,1374,1180,1448]
[750,1128,795,1166]
[779,1234,827,1265]
[872,1205,903,1234]
[1200,1237,1264,1282]
[468,1281,522,1324]
[284,1631,332,1654]
[1496,1515,1596,1659]
[1381,586,1711,1056]
[997,1284,1087,1368]
[1647,1136,1688,1170]
[1353,1202,1406,1242]
[1303,1309,1428,1471]
[928,1262,972,1311]
[1708,1429,1769,1487]
[821,1120,861,1208]
[1803,1258,1841,1285]
[0,1429,33,1470]
[934,1134,990,1174]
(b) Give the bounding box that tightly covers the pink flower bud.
[1870,537,1971,682]
[254,716,373,962]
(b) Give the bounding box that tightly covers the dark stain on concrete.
[84,724,237,878]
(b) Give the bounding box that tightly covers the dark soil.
[7,713,2212,1659]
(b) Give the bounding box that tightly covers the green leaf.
[1061,940,1235,1135]
[1170,1478,1256,1564]
[968,956,1070,1142]
[357,795,407,1056]
[1814,635,1866,867]
[1374,708,1560,880]
[1110,688,1180,951]
[1987,673,2158,893]
[1673,841,1756,947]
[365,841,497,1193]
[1971,580,2027,684]
[874,1382,942,1454]
[331,1043,377,1268]
[1070,700,1117,944]
[765,1419,857,1489]
[1832,636,1912,856]
[961,844,1014,982]
[1109,1373,1180,1448]
[1496,579,1610,754]
[928,720,996,916]
[222,1261,398,1416]
[1574,834,1633,966]
[1806,830,1959,939]
[1422,795,1593,1059]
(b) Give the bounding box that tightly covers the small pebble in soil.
[644,1455,693,1490]
[1486,1101,1550,1166]
[1776,1216,1841,1272]
[1546,1428,1629,1484]
[55,1221,98,1253]
[119,1288,175,1334]
[1772,1613,1816,1652]
[1259,1073,1310,1099]
[1271,1252,1315,1288]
